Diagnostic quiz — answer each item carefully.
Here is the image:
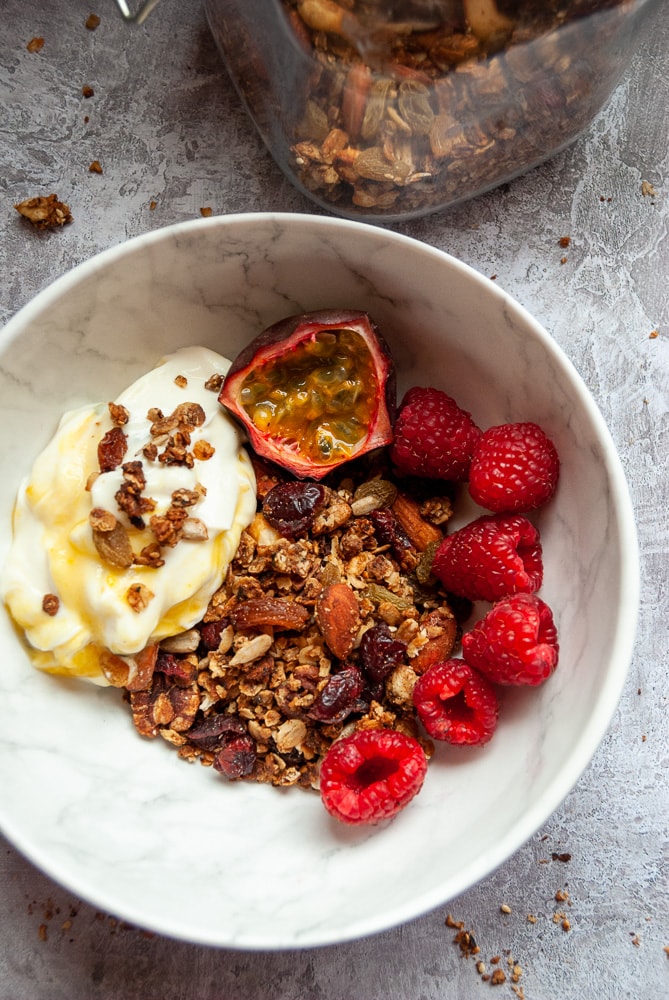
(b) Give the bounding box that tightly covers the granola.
[125,463,460,790]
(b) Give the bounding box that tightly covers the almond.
[315,582,360,660]
[391,493,443,552]
[411,607,457,674]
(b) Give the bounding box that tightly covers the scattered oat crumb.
[649,330,659,339]
[559,236,571,248]
[491,955,501,964]
[149,200,157,210]
[490,968,506,985]
[552,852,572,863]
[555,888,570,903]
[27,36,45,52]
[641,180,657,198]
[560,256,568,264]
[61,919,73,931]
[562,918,571,932]
[642,734,647,742]
[527,914,537,923]
[84,115,90,123]
[86,13,101,30]
[38,924,47,941]
[82,84,94,98]
[631,933,641,947]
[200,206,213,218]
[500,903,512,914]
[664,945,669,957]
[89,160,103,174]
[490,274,497,280]
[15,193,72,229]
[174,374,188,388]
[512,987,526,999]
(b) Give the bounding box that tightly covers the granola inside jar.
[204,0,659,220]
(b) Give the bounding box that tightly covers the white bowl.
[0,213,638,948]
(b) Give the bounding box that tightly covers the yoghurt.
[1,346,257,682]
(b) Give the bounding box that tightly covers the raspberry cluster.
[321,386,561,826]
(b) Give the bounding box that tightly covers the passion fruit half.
[219,310,396,480]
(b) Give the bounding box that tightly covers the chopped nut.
[181,517,209,541]
[641,180,657,198]
[193,439,215,461]
[500,903,512,914]
[89,160,103,174]
[204,373,224,392]
[108,402,129,426]
[229,633,273,665]
[159,630,201,654]
[490,969,506,985]
[174,374,188,388]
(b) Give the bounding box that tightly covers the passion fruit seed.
[219,310,395,479]
[238,328,373,464]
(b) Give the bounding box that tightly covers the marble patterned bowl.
[0,213,638,949]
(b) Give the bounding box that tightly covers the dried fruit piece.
[359,623,406,693]
[319,728,428,825]
[462,594,559,686]
[98,425,128,472]
[309,664,366,723]
[89,508,134,568]
[390,386,481,481]
[262,481,327,537]
[412,659,498,745]
[219,310,395,479]
[468,422,560,513]
[315,582,360,659]
[431,513,543,602]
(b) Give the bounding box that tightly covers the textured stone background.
[0,1,667,998]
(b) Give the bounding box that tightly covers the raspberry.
[319,728,427,825]
[412,659,498,745]
[462,594,559,686]
[468,422,560,513]
[431,513,543,602]
[390,386,481,481]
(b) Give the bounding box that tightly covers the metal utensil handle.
[113,0,162,24]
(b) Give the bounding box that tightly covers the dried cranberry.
[199,618,230,652]
[370,508,416,570]
[213,734,256,779]
[262,481,327,538]
[309,665,366,724]
[188,713,247,752]
[154,651,195,685]
[359,624,406,692]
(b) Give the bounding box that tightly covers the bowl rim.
[0,212,640,948]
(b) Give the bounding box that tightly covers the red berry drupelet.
[469,421,560,513]
[431,513,543,602]
[390,386,481,481]
[462,594,559,686]
[412,659,499,746]
[319,728,428,825]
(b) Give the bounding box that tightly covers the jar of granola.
[203,0,660,221]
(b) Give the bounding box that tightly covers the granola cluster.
[124,460,462,790]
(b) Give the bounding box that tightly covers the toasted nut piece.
[160,629,201,654]
[315,582,360,660]
[229,633,274,665]
[230,597,309,631]
[181,517,209,541]
[411,608,458,674]
[391,493,443,552]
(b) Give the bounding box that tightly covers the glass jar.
[204,0,660,222]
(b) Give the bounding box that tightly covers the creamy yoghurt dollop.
[1,346,257,683]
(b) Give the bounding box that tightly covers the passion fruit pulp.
[219,310,396,479]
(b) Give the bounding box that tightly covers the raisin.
[213,734,257,778]
[359,624,406,690]
[98,425,128,472]
[262,481,327,538]
[309,664,366,724]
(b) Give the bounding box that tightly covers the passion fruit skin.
[219,310,397,480]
